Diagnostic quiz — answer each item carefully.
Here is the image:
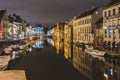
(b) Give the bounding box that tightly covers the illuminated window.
[109,29,112,38]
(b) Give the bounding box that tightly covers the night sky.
[0,0,110,27]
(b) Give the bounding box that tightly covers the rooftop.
[76,7,98,19]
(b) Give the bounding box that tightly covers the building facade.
[73,7,102,45]
[103,2,120,47]
[64,18,75,59]
[0,9,9,40]
[94,18,104,46]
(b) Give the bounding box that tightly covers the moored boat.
[85,49,105,56]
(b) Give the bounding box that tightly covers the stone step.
[0,70,27,80]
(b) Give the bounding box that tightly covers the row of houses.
[0,9,44,41]
[53,1,120,48]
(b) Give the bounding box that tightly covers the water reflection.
[47,38,54,46]
[35,40,44,49]
[49,38,120,80]
[54,38,64,55]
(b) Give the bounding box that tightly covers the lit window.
[96,11,98,14]
[109,29,112,38]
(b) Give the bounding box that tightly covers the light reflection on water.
[47,38,120,80]
[35,40,44,49]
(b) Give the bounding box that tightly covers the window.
[78,21,80,25]
[119,19,120,25]
[113,9,116,15]
[105,30,107,37]
[119,29,120,38]
[113,29,116,38]
[84,20,86,24]
[109,29,112,38]
[119,7,120,13]
[104,12,107,17]
[89,19,91,23]
[108,10,111,16]
[83,20,84,24]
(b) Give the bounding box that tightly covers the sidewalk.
[0,70,26,80]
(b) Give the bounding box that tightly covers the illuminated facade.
[103,2,120,44]
[64,24,71,59]
[94,18,104,46]
[64,18,75,59]
[0,9,9,40]
[73,18,78,43]
[53,25,60,54]
[53,23,65,55]
[12,14,27,40]
[73,7,102,44]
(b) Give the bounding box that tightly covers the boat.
[3,47,12,55]
[85,49,105,56]
[19,45,27,50]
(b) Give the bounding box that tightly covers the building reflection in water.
[35,40,44,49]
[51,38,120,80]
[47,38,54,46]
[54,38,64,55]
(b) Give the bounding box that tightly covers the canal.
[7,38,120,80]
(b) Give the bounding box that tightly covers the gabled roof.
[0,10,6,21]
[76,7,98,19]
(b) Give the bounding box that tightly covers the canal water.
[7,38,120,80]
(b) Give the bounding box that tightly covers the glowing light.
[104,73,108,78]
[110,68,113,76]
[103,26,107,29]
[109,29,112,33]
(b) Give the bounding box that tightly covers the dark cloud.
[0,0,110,27]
